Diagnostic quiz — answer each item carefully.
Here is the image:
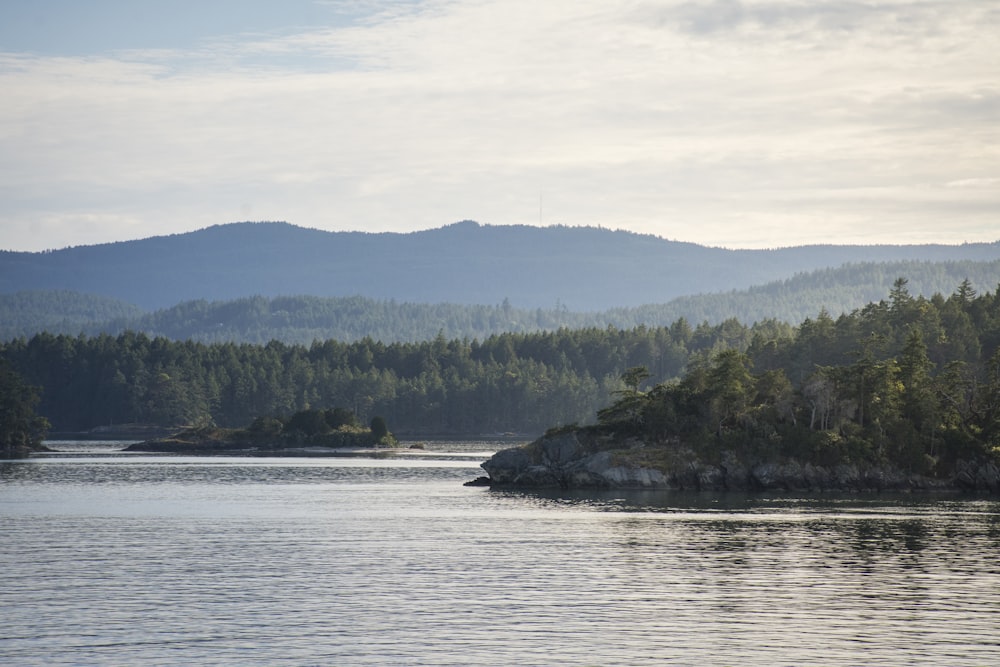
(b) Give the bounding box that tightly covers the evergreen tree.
[0,361,49,458]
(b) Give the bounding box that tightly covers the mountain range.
[4,220,1000,313]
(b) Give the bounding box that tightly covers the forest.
[588,279,1000,477]
[3,258,999,344]
[2,279,1000,468]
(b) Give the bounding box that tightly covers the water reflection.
[496,486,1000,577]
[4,449,1000,666]
[498,485,1000,516]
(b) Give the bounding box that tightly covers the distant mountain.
[4,259,998,344]
[2,221,999,311]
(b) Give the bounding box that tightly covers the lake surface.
[3,441,1000,666]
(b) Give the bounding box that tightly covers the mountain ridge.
[2,220,999,311]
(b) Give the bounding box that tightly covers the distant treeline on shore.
[3,281,999,464]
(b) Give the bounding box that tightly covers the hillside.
[3,259,999,344]
[3,221,998,311]
[613,259,1000,329]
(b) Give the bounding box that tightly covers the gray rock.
[980,461,1000,491]
[750,462,781,490]
[583,450,613,474]
[481,446,532,484]
[671,462,705,490]
[542,433,579,467]
[480,433,990,492]
[514,464,560,487]
[602,466,666,487]
[954,459,1000,491]
[802,463,833,490]
[833,464,862,489]
[566,451,615,487]
[697,464,727,491]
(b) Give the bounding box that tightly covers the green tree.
[370,415,389,441]
[0,362,50,458]
[976,349,1000,451]
[953,278,976,306]
[754,368,796,426]
[597,366,651,432]
[706,349,755,436]
[620,365,651,393]
[802,368,837,431]
[325,407,359,429]
[284,409,331,437]
[897,329,937,447]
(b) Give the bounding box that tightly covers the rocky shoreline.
[480,431,1000,493]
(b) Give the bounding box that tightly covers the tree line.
[1,279,998,448]
[0,317,787,435]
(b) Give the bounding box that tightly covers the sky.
[1,0,998,251]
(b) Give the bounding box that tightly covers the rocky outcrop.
[954,459,1000,492]
[480,432,999,492]
[480,433,667,489]
[481,432,666,489]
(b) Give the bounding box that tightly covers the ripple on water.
[2,452,1000,665]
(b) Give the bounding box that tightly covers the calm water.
[2,442,1000,666]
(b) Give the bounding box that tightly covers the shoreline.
[479,432,1000,494]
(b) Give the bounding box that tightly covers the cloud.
[946,178,1000,189]
[1,0,998,250]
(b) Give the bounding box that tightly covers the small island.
[126,407,396,455]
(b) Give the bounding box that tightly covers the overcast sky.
[1,0,997,251]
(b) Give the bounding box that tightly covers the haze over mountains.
[4,221,1000,313]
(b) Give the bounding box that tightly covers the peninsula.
[480,428,1000,493]
[482,280,1000,493]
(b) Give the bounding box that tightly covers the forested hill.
[3,260,999,344]
[2,220,999,311]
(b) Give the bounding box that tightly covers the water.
[3,442,1000,666]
